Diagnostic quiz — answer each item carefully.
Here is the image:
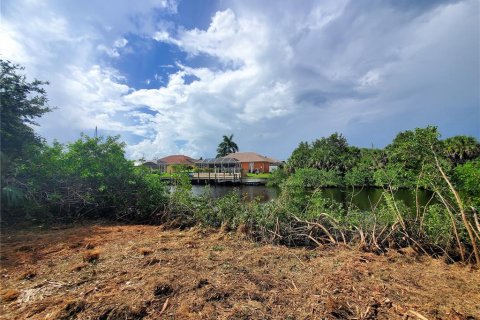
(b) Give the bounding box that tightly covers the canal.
[190,185,436,211]
[191,185,279,202]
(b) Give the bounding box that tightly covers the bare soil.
[0,223,479,319]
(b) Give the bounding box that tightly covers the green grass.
[246,173,272,178]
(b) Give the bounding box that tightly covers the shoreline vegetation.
[1,59,480,266]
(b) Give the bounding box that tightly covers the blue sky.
[1,0,479,160]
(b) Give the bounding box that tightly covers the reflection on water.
[190,185,436,211]
[318,187,436,211]
[191,185,279,202]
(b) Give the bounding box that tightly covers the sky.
[1,0,479,160]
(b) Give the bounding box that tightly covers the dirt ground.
[0,223,479,320]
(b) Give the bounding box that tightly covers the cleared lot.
[1,223,479,319]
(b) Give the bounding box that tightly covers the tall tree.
[288,141,311,170]
[310,133,353,172]
[386,126,442,171]
[378,126,443,187]
[0,59,52,161]
[216,134,239,158]
[1,60,52,213]
[443,135,480,166]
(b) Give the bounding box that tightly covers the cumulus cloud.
[126,7,294,158]
[0,0,177,142]
[127,0,478,159]
[38,64,154,143]
[1,0,478,160]
[162,8,269,66]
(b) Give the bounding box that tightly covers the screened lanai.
[195,157,241,173]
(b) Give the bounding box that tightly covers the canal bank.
[191,185,279,202]
[188,185,437,211]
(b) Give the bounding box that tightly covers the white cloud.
[97,44,120,58]
[97,38,128,58]
[157,8,269,66]
[0,22,28,63]
[1,0,478,160]
[114,38,128,48]
[240,82,294,122]
[38,64,153,141]
[130,0,478,159]
[125,8,298,158]
[0,0,177,142]
[153,30,172,42]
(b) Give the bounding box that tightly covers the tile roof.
[134,159,167,167]
[225,152,281,164]
[158,155,197,165]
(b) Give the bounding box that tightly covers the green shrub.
[290,168,342,188]
[373,164,416,188]
[423,204,454,248]
[266,168,288,187]
[344,166,374,187]
[168,172,194,214]
[208,191,244,227]
[304,190,343,221]
[135,172,169,219]
[454,159,480,208]
[8,135,170,222]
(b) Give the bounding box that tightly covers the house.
[159,154,197,173]
[195,157,241,173]
[225,152,282,174]
[136,159,167,172]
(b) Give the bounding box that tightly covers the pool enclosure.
[195,157,241,173]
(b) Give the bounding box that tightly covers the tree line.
[270,128,479,208]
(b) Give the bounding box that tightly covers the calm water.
[190,185,435,211]
[318,187,436,211]
[191,185,279,202]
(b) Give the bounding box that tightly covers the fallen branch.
[159,297,169,315]
[299,233,323,247]
[292,214,336,244]
[405,309,429,320]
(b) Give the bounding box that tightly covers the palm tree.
[443,136,480,165]
[216,134,239,158]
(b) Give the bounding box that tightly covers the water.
[190,185,436,211]
[191,185,279,202]
[318,187,436,211]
